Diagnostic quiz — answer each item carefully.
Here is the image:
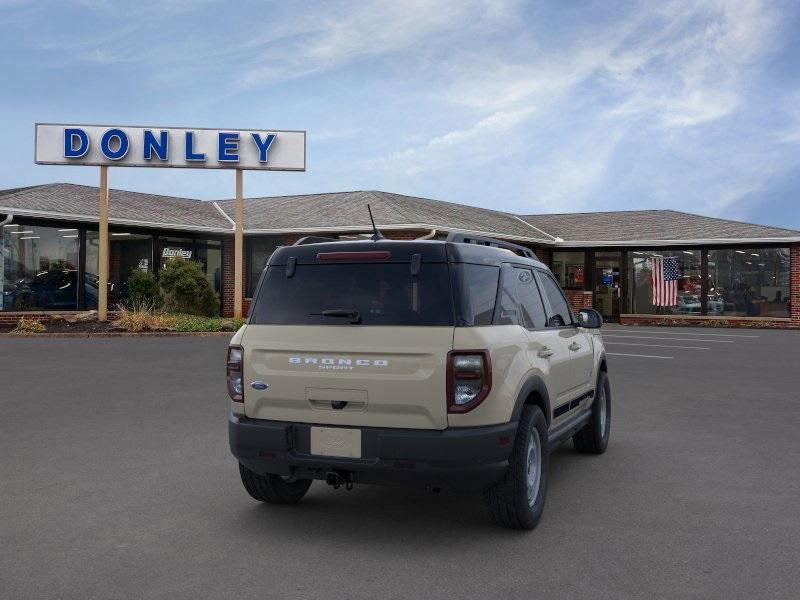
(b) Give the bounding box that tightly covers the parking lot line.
[602,334,734,343]
[603,329,759,338]
[604,342,710,350]
[606,352,674,359]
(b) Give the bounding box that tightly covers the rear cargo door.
[242,325,453,429]
[241,249,455,430]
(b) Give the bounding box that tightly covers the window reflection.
[1,224,80,310]
[707,248,790,318]
[551,251,585,290]
[247,236,284,296]
[85,230,153,308]
[629,250,702,315]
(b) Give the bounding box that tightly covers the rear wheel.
[484,405,549,530]
[238,464,312,504]
[573,371,611,454]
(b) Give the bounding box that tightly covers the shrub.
[158,259,220,317]
[170,315,243,332]
[114,302,174,332]
[11,317,46,334]
[127,269,162,308]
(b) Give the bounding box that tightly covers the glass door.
[593,251,622,322]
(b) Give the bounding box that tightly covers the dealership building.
[1,182,798,328]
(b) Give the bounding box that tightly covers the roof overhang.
[242,222,550,244]
[3,205,798,245]
[552,237,800,246]
[0,206,231,234]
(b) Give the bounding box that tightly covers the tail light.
[227,345,244,402]
[447,350,491,413]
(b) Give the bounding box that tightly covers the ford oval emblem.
[250,381,269,390]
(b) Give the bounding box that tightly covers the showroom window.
[551,251,585,290]
[247,236,284,296]
[196,239,223,299]
[707,248,790,318]
[85,230,154,309]
[629,249,702,315]
[1,223,80,311]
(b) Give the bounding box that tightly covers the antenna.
[367,204,384,241]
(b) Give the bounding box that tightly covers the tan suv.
[227,234,610,529]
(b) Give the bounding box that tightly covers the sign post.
[98,166,109,321]
[234,169,244,319]
[35,123,306,320]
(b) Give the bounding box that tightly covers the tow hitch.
[325,470,354,490]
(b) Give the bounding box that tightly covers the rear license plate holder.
[310,427,362,458]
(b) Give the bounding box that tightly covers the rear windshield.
[250,263,455,326]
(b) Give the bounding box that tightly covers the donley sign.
[33,122,306,320]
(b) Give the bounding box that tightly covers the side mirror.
[578,308,603,329]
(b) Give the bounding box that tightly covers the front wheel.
[483,405,549,530]
[238,464,312,504]
[573,371,611,454]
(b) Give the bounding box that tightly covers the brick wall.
[619,314,798,329]
[563,290,594,313]
[221,237,236,317]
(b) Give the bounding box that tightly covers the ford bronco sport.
[228,233,610,529]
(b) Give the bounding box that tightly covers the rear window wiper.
[311,309,362,324]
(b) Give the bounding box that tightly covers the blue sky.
[1,0,799,228]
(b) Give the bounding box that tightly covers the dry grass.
[113,301,176,332]
[11,317,46,334]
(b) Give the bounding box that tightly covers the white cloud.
[376,106,536,175]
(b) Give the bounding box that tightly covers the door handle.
[568,342,581,351]
[537,347,554,358]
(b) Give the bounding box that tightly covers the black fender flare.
[511,376,552,426]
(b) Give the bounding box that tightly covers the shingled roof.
[0,183,230,232]
[519,210,800,244]
[1,183,798,244]
[215,190,550,242]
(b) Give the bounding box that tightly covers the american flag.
[651,256,679,306]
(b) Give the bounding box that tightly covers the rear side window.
[451,264,500,326]
[250,263,454,326]
[537,271,573,326]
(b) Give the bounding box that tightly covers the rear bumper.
[229,413,517,493]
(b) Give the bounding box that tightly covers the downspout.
[415,228,437,240]
[0,213,12,226]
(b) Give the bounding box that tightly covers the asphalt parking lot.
[2,326,799,600]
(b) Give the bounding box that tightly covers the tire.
[238,463,312,504]
[573,371,611,454]
[483,405,549,530]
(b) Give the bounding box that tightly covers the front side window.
[537,271,573,326]
[250,262,454,326]
[707,248,790,318]
[2,224,79,311]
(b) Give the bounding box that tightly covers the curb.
[0,331,235,339]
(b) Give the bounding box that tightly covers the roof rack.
[293,235,339,246]
[445,232,536,259]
